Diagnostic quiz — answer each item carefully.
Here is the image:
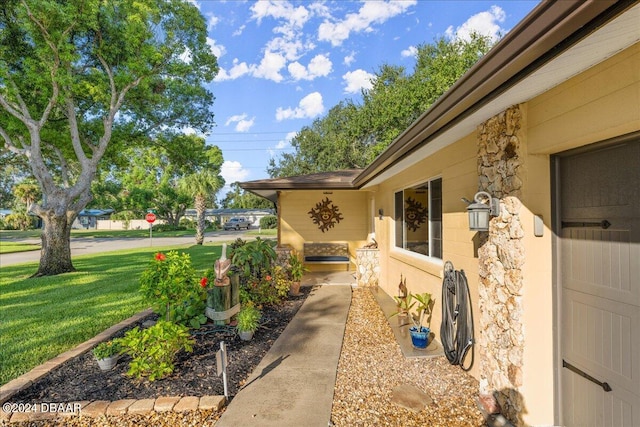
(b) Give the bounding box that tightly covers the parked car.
[223,217,251,230]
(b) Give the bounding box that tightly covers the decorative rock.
[141,320,157,328]
[478,393,502,414]
[390,384,433,412]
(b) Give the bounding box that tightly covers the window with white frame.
[394,178,442,259]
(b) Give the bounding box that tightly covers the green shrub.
[139,251,207,328]
[119,320,194,381]
[272,265,291,299]
[4,213,35,230]
[92,340,122,359]
[153,223,187,232]
[240,266,290,306]
[259,215,277,229]
[236,303,261,333]
[231,237,276,278]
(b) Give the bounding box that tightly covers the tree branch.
[46,143,71,187]
[0,126,29,156]
[21,0,63,129]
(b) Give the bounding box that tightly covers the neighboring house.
[73,209,114,229]
[183,208,275,228]
[242,2,640,426]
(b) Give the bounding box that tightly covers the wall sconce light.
[465,191,500,231]
[378,208,384,220]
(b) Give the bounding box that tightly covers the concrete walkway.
[216,283,352,427]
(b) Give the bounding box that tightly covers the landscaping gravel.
[330,288,485,427]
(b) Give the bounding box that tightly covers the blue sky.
[186,1,539,197]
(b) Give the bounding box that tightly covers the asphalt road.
[0,230,254,267]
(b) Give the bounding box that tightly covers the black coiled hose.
[440,261,474,371]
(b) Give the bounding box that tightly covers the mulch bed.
[9,287,311,404]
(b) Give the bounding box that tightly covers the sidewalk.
[216,282,352,427]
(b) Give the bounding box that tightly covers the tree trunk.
[34,212,75,276]
[195,195,205,245]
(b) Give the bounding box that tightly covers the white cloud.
[179,48,193,64]
[251,0,310,29]
[266,37,307,61]
[233,24,246,37]
[185,0,200,10]
[318,0,417,46]
[206,14,219,31]
[275,92,324,121]
[343,69,375,94]
[269,131,298,156]
[343,51,356,66]
[221,161,251,187]
[207,37,226,59]
[445,5,506,42]
[215,59,253,81]
[253,51,287,82]
[288,54,332,81]
[401,45,417,58]
[225,114,255,132]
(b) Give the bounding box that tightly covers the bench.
[303,242,351,271]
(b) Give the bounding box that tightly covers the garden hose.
[440,261,474,371]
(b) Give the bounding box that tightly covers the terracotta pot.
[289,281,301,296]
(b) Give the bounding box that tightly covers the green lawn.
[0,242,40,254]
[0,228,203,240]
[246,228,277,237]
[0,243,222,386]
[0,227,277,243]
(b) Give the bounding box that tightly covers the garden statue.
[214,243,231,286]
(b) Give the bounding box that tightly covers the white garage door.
[559,141,640,426]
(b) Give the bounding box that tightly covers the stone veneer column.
[274,245,293,269]
[355,248,380,287]
[476,105,526,425]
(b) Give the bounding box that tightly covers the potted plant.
[407,292,434,349]
[288,252,308,296]
[93,340,122,371]
[236,304,261,341]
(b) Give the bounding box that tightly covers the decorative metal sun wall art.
[404,197,427,231]
[308,197,344,232]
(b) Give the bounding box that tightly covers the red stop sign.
[145,213,156,223]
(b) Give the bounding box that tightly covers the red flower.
[265,275,272,282]
[200,277,208,288]
[155,252,166,261]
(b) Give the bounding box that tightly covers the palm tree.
[179,170,223,245]
[13,182,41,214]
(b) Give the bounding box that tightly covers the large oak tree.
[0,0,218,276]
[268,34,494,178]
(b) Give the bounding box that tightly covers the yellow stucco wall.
[270,43,638,426]
[368,44,639,426]
[279,190,372,270]
[373,133,480,378]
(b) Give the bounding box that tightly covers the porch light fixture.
[466,191,500,232]
[378,208,383,220]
